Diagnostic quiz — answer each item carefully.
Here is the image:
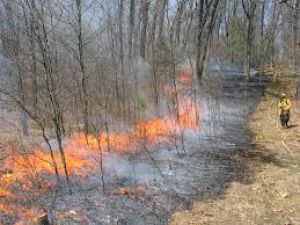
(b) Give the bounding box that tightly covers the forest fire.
[0,0,289,223]
[0,67,201,223]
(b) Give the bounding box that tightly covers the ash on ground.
[38,63,268,225]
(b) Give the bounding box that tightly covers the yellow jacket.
[278,98,292,115]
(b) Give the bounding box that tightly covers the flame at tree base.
[0,67,202,223]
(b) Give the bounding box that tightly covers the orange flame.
[177,97,200,129]
[0,66,201,223]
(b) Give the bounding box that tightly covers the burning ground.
[0,62,269,224]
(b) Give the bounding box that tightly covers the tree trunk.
[196,0,220,83]
[149,0,160,48]
[261,0,265,39]
[2,1,29,136]
[196,0,205,82]
[293,0,300,70]
[75,0,89,136]
[293,0,300,97]
[158,0,168,41]
[245,22,252,79]
[175,0,188,44]
[55,116,72,194]
[17,64,29,136]
[128,0,135,58]
[42,127,60,184]
[140,0,150,59]
[31,0,72,193]
[29,18,38,117]
[182,1,194,49]
[118,0,126,120]
[242,0,257,79]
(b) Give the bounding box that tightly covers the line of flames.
[0,67,201,224]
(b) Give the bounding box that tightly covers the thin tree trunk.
[182,1,194,49]
[269,0,279,67]
[55,116,72,194]
[149,0,160,48]
[140,0,150,59]
[261,0,265,39]
[42,127,60,184]
[196,0,205,82]
[293,0,300,70]
[109,13,121,114]
[31,0,72,193]
[16,63,29,136]
[293,0,300,97]
[196,0,220,83]
[3,1,29,136]
[118,0,126,121]
[75,0,89,136]
[175,0,188,44]
[158,0,168,41]
[30,20,38,117]
[242,0,257,79]
[128,0,135,58]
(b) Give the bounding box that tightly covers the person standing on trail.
[278,93,292,128]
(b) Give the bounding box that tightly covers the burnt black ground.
[40,63,270,225]
[0,62,267,225]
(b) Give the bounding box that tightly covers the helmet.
[281,93,286,98]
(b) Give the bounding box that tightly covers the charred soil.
[171,68,300,225]
[0,63,273,225]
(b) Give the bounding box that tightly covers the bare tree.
[128,0,135,58]
[292,0,300,69]
[196,0,221,83]
[261,0,266,39]
[242,0,257,79]
[2,1,300,223]
[75,0,89,136]
[140,0,150,59]
[0,0,29,136]
[24,0,72,193]
[158,0,168,41]
[174,0,188,45]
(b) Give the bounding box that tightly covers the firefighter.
[278,93,292,128]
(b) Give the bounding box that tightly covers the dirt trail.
[170,72,300,225]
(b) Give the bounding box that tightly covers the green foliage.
[133,98,146,112]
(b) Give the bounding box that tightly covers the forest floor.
[170,72,300,225]
[1,64,299,225]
